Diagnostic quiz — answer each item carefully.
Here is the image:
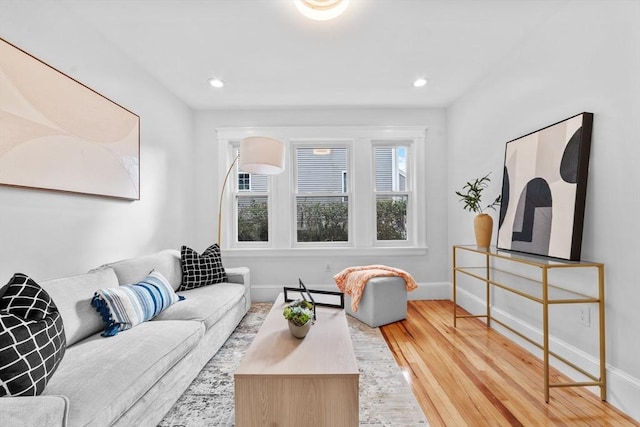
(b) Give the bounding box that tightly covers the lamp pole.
[217,154,239,246]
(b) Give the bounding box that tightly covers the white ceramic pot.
[288,320,311,339]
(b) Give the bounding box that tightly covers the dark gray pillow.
[178,244,227,291]
[0,273,66,396]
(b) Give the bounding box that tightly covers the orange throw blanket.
[333,265,417,312]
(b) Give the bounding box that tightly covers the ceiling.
[61,0,566,110]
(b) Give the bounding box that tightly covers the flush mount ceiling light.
[294,0,350,21]
[208,78,224,88]
[413,78,428,88]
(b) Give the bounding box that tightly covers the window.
[234,148,270,242]
[374,145,409,241]
[217,126,425,251]
[295,146,349,243]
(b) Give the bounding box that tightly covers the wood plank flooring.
[379,300,638,427]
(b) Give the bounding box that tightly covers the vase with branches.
[455,173,501,247]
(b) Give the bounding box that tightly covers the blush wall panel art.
[0,38,140,200]
[497,112,593,261]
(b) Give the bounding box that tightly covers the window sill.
[222,246,429,258]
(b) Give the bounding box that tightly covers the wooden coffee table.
[234,293,359,426]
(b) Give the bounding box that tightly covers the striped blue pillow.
[91,271,184,337]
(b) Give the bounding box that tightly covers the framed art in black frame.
[497,112,593,261]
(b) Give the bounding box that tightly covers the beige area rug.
[158,303,428,426]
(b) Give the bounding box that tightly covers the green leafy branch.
[455,172,502,214]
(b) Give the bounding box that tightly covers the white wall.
[447,1,640,419]
[193,108,450,299]
[0,1,195,281]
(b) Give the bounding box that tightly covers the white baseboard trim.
[250,281,451,304]
[409,282,451,300]
[455,287,640,423]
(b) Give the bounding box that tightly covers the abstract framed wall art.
[497,112,593,261]
[0,38,140,200]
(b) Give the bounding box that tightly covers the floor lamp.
[217,136,285,246]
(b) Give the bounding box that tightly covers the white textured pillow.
[41,268,119,347]
[102,249,182,291]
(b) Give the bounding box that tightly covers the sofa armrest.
[226,267,251,310]
[226,267,250,287]
[0,395,69,427]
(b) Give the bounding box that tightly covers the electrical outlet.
[578,306,590,327]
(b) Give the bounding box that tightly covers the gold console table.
[452,245,606,402]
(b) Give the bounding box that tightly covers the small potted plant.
[455,172,501,247]
[283,299,314,339]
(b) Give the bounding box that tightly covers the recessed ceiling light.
[208,78,224,88]
[413,78,428,88]
[294,0,349,21]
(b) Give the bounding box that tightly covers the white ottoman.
[345,276,407,327]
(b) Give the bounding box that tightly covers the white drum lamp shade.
[239,136,285,175]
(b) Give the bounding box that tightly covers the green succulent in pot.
[283,299,314,326]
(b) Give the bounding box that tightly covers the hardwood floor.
[380,300,638,427]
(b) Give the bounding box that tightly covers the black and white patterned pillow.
[178,244,227,291]
[0,273,66,397]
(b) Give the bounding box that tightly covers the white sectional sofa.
[0,249,250,427]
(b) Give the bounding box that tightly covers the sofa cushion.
[178,244,227,291]
[154,282,245,330]
[101,249,183,291]
[40,268,119,347]
[91,271,184,336]
[0,274,66,397]
[43,320,203,426]
[0,395,69,427]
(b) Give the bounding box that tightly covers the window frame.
[372,142,413,246]
[292,141,353,247]
[225,141,276,248]
[216,126,427,253]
